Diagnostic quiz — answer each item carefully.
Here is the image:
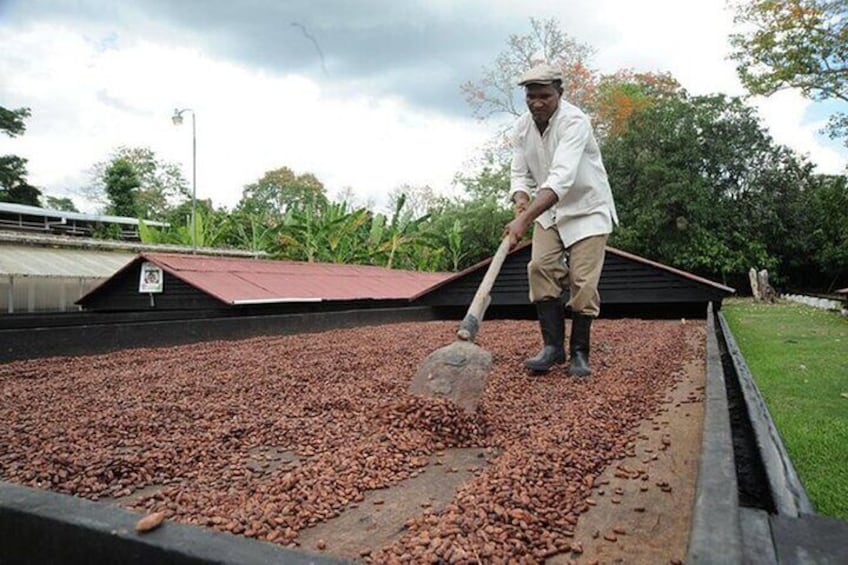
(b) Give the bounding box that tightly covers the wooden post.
[758,269,776,303]
[749,267,760,300]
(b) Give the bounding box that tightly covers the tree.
[139,203,230,249]
[800,174,848,290]
[425,195,512,270]
[368,193,434,269]
[274,199,370,264]
[236,166,328,224]
[220,209,282,253]
[730,0,848,146]
[423,158,514,271]
[454,151,511,200]
[0,156,41,206]
[461,17,597,121]
[44,195,78,211]
[0,106,29,136]
[387,184,436,219]
[333,186,374,209]
[602,91,822,287]
[85,147,189,218]
[104,158,140,218]
[0,105,42,206]
[591,70,684,141]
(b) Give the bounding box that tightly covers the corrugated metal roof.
[0,202,168,227]
[0,230,268,257]
[0,245,135,278]
[138,253,450,304]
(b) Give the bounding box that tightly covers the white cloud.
[580,0,846,174]
[0,22,491,213]
[589,1,741,92]
[751,91,847,174]
[424,0,846,174]
[1,3,845,218]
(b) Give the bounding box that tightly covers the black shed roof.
[413,242,734,317]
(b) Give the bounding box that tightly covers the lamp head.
[171,109,184,126]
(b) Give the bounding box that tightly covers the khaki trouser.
[527,225,608,316]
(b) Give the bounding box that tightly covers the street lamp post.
[171,108,197,251]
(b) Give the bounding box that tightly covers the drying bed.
[0,319,704,563]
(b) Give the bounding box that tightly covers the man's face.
[525,84,561,125]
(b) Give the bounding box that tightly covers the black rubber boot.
[524,299,566,373]
[568,313,593,377]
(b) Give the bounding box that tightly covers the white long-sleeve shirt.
[509,99,619,249]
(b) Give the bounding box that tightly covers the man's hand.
[512,193,530,218]
[503,215,530,249]
[504,188,557,249]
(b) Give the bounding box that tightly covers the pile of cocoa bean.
[0,319,700,563]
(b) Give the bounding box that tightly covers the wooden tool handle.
[457,236,512,341]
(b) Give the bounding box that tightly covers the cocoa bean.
[135,511,166,533]
[0,319,701,563]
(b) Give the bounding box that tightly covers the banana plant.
[227,211,280,252]
[446,219,467,271]
[138,209,227,248]
[322,201,371,263]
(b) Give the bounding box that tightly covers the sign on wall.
[139,262,164,293]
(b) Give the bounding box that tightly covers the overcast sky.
[1,0,846,214]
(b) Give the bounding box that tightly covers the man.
[503,62,618,377]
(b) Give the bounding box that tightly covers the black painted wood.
[718,312,813,516]
[416,247,730,308]
[76,246,731,315]
[0,307,437,363]
[79,261,223,311]
[0,481,346,565]
[686,304,744,564]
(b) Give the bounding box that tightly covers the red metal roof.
[140,253,450,305]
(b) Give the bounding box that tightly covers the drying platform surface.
[0,319,705,564]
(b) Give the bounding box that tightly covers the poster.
[139,262,164,293]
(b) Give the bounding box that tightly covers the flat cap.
[517,63,563,86]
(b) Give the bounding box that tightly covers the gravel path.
[0,319,701,563]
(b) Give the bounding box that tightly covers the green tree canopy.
[0,106,30,137]
[730,0,848,145]
[1,105,42,206]
[85,146,189,218]
[801,174,848,289]
[44,195,79,211]
[0,155,41,206]
[602,91,823,287]
[104,158,141,218]
[423,157,513,270]
[591,70,684,141]
[236,166,328,224]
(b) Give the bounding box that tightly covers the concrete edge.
[686,303,743,564]
[769,513,848,564]
[0,481,349,564]
[739,507,778,565]
[717,312,814,516]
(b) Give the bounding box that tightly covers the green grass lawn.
[722,298,848,520]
